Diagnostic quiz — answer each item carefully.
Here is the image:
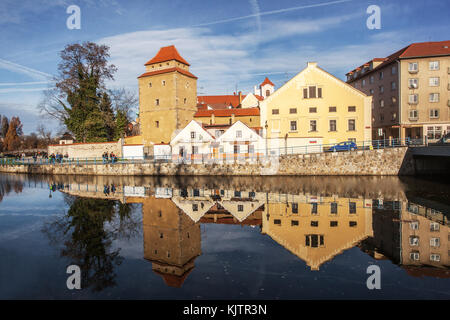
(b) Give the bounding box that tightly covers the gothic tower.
[138,45,198,149]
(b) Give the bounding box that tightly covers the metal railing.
[0,138,425,167]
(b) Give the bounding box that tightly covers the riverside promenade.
[0,147,415,176]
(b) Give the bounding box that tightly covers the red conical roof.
[145,45,190,66]
[260,77,274,87]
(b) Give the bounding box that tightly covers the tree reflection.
[43,195,139,292]
[0,175,23,202]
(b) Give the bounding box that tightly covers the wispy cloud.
[0,81,52,86]
[0,58,52,80]
[193,0,354,27]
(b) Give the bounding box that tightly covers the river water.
[0,173,448,299]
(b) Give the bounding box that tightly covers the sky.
[0,0,449,134]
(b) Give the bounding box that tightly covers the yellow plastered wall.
[124,135,143,145]
[194,115,260,127]
[261,63,372,146]
[139,65,197,146]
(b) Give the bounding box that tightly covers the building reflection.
[47,177,449,287]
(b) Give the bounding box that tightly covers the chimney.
[211,113,215,125]
[238,91,242,105]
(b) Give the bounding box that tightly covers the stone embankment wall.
[47,140,122,158]
[0,147,414,176]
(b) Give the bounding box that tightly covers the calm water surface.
[0,174,449,299]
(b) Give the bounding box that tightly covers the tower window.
[162,80,166,86]
[149,82,152,88]
[266,90,270,96]
[184,98,187,104]
[155,99,159,106]
[155,121,159,128]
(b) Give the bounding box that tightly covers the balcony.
[408,69,418,74]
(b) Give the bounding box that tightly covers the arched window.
[266,90,270,96]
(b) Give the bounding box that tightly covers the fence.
[0,138,423,167]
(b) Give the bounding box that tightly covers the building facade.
[260,62,372,153]
[138,45,198,149]
[346,41,450,141]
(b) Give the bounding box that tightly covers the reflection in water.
[0,175,24,202]
[2,174,448,291]
[42,195,138,291]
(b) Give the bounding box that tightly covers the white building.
[254,77,275,99]
[216,121,266,162]
[170,120,214,163]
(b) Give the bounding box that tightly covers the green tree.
[114,109,128,140]
[99,92,116,141]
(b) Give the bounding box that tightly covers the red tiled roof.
[254,95,264,101]
[197,95,242,108]
[194,107,260,117]
[138,67,197,79]
[144,45,190,66]
[260,77,274,87]
[347,40,450,79]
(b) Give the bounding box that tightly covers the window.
[430,238,440,247]
[289,108,297,114]
[162,80,166,86]
[290,121,297,131]
[236,130,242,138]
[234,145,239,154]
[391,96,397,105]
[429,61,439,70]
[192,204,198,211]
[309,107,317,113]
[391,66,397,74]
[274,219,281,225]
[380,114,384,121]
[305,234,324,247]
[429,77,439,86]
[430,254,440,262]
[311,221,319,227]
[311,203,318,214]
[348,106,356,112]
[391,112,397,121]
[427,126,443,140]
[234,191,241,197]
[380,99,385,108]
[408,109,418,120]
[318,88,322,98]
[408,94,418,104]
[149,82,152,88]
[369,89,374,95]
[349,202,356,213]
[429,109,439,118]
[303,88,308,99]
[329,106,337,112]
[348,119,356,131]
[330,221,338,227]
[429,93,439,102]
[193,189,200,197]
[330,202,338,214]
[192,146,198,154]
[391,81,396,90]
[409,236,419,246]
[408,78,418,89]
[408,62,418,72]
[215,130,223,138]
[430,222,440,231]
[155,99,159,106]
[362,79,366,87]
[155,121,159,128]
[349,221,357,227]
[238,205,244,212]
[379,71,384,80]
[248,145,254,154]
[379,85,384,93]
[292,203,298,214]
[370,75,374,83]
[309,86,316,98]
[266,90,270,96]
[291,220,299,226]
[410,221,419,230]
[184,98,187,104]
[329,120,337,132]
[190,131,196,139]
[410,252,420,261]
[272,109,279,114]
[310,120,317,132]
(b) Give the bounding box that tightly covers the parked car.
[327,141,358,152]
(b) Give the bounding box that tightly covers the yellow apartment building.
[260,62,372,152]
[137,45,198,150]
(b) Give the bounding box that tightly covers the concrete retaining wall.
[0,147,415,176]
[48,140,122,158]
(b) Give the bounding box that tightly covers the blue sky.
[0,0,449,134]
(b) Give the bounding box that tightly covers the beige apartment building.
[346,41,450,141]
